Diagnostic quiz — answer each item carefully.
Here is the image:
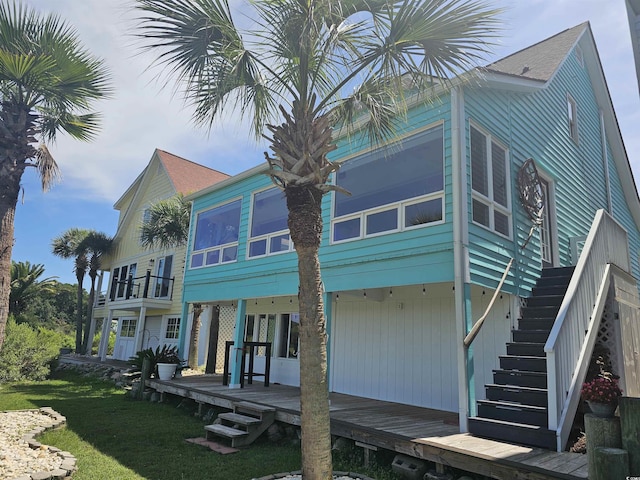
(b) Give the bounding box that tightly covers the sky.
[11,0,640,285]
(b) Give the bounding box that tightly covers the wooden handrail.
[463,257,514,348]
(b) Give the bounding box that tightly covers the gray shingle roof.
[482,23,588,81]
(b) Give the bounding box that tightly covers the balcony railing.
[108,271,175,302]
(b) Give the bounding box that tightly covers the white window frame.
[153,254,173,298]
[163,316,180,341]
[567,93,579,144]
[470,123,512,239]
[120,318,137,338]
[190,198,242,269]
[330,124,445,244]
[111,262,138,299]
[247,187,294,259]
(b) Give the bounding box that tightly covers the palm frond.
[34,144,60,191]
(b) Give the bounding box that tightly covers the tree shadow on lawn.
[1,372,301,480]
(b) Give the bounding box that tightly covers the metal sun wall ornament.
[517,158,546,249]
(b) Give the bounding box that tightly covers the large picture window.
[248,188,292,258]
[243,312,298,359]
[190,199,241,268]
[332,125,444,242]
[470,124,511,237]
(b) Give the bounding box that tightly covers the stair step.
[535,275,572,287]
[526,295,564,307]
[506,342,545,357]
[499,355,546,372]
[485,384,548,407]
[218,412,262,426]
[234,401,276,415]
[493,369,547,389]
[512,329,549,344]
[468,417,556,450]
[477,400,547,427]
[521,305,560,319]
[518,318,554,331]
[205,424,248,439]
[539,266,574,278]
[532,285,570,297]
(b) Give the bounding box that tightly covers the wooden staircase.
[205,401,275,448]
[468,266,574,450]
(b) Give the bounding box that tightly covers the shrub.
[0,318,61,382]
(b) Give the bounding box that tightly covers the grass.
[0,370,402,480]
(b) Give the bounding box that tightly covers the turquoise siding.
[184,100,456,302]
[463,45,633,294]
[184,44,640,304]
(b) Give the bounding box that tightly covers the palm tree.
[52,228,90,353]
[134,1,500,477]
[139,194,190,250]
[0,1,111,351]
[139,194,207,368]
[78,231,113,353]
[9,261,56,316]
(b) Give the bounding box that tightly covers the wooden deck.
[147,375,588,480]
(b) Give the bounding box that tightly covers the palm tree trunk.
[83,274,97,354]
[0,186,18,352]
[188,304,203,368]
[205,305,220,374]
[75,273,84,353]
[287,185,332,480]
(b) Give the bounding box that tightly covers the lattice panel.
[213,306,236,373]
[595,294,621,377]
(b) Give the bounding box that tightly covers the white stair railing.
[545,209,630,451]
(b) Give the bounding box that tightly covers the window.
[332,125,444,242]
[567,94,578,143]
[248,188,293,257]
[277,313,299,359]
[120,319,137,338]
[109,263,138,300]
[470,125,511,237]
[165,317,180,340]
[191,199,241,268]
[154,255,173,298]
[244,312,297,359]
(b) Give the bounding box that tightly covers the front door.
[540,178,557,268]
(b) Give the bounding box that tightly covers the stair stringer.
[545,265,612,451]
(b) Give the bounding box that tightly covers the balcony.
[104,271,175,310]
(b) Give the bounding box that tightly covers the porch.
[147,374,588,480]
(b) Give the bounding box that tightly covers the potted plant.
[154,345,184,380]
[581,375,623,417]
[130,345,184,380]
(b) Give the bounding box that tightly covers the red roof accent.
[156,149,230,195]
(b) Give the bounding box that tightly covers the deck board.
[148,375,588,480]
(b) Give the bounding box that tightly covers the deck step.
[493,369,547,389]
[205,424,248,439]
[531,285,570,297]
[485,384,548,407]
[468,417,556,450]
[506,342,545,357]
[218,412,262,426]
[521,305,560,319]
[525,295,564,307]
[499,355,546,372]
[477,400,548,427]
[234,401,276,414]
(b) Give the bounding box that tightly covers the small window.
[277,313,299,359]
[567,94,578,143]
[120,319,137,338]
[165,317,180,339]
[470,124,512,237]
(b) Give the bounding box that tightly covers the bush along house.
[92,149,229,366]
[177,23,640,452]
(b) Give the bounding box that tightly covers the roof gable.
[156,149,229,196]
[483,23,587,82]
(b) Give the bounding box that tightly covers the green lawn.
[0,371,401,480]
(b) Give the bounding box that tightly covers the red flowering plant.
[581,376,623,405]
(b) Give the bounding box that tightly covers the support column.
[87,317,98,356]
[229,299,246,389]
[324,291,333,388]
[133,306,147,352]
[98,310,114,360]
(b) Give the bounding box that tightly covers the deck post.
[98,310,114,360]
[229,299,247,389]
[133,306,147,353]
[324,291,333,385]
